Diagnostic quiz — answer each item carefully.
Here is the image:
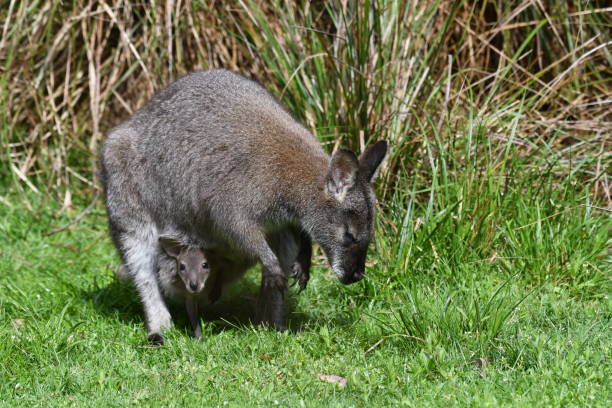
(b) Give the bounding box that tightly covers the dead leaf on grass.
[317,374,347,387]
[12,319,25,330]
[471,357,490,377]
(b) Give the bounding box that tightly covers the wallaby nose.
[340,268,365,284]
[189,281,199,292]
[348,268,365,284]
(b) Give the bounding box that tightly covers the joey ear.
[326,149,359,201]
[359,140,387,182]
[159,236,182,258]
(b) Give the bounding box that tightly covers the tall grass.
[0,0,609,203]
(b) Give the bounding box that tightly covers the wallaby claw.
[291,262,309,292]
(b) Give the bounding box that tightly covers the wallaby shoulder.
[104,70,329,231]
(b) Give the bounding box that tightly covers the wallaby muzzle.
[334,247,367,285]
[182,274,205,294]
[339,268,365,284]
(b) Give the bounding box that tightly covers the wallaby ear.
[359,140,387,182]
[159,236,182,258]
[326,149,359,201]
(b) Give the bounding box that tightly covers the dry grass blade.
[0,0,609,204]
[44,192,100,236]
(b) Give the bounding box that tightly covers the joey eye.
[179,263,186,271]
[202,262,209,269]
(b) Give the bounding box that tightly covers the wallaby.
[157,237,214,341]
[100,69,387,343]
[116,235,244,342]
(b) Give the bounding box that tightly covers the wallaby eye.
[179,263,186,271]
[202,262,209,269]
[344,230,357,245]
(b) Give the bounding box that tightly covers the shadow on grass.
[82,270,317,337]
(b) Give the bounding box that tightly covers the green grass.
[0,1,610,406]
[1,183,608,406]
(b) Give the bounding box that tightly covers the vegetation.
[0,0,610,406]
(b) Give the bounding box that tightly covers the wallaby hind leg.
[120,229,172,344]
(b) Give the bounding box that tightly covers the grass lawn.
[0,3,610,405]
[0,190,609,407]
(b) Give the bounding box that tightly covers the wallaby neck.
[279,153,330,236]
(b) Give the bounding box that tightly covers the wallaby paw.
[263,273,288,291]
[147,332,165,345]
[291,262,309,292]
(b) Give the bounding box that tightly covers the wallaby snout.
[183,274,205,294]
[187,280,200,293]
[340,259,366,284]
[327,244,368,285]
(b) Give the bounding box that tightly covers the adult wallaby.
[100,69,387,343]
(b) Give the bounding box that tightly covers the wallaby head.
[308,140,388,285]
[159,237,210,294]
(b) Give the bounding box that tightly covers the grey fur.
[158,237,211,339]
[100,69,387,341]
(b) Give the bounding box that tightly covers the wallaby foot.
[193,325,202,339]
[256,306,286,331]
[147,332,165,345]
[145,305,173,339]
